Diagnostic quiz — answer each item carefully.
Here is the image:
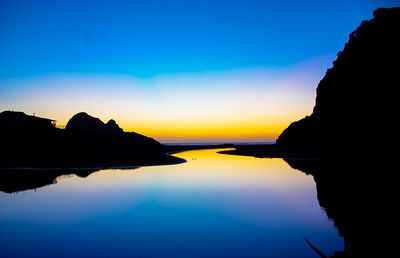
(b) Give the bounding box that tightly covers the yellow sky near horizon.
[0,59,327,143]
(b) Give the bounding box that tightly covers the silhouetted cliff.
[277,8,400,158]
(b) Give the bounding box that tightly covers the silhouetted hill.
[277,7,400,158]
[66,112,123,135]
[0,111,184,169]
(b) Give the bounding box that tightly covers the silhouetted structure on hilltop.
[0,110,56,134]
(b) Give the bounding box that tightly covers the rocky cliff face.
[277,8,400,157]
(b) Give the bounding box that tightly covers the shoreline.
[0,144,235,171]
[218,143,340,161]
[0,154,186,171]
[0,145,233,194]
[1,143,339,172]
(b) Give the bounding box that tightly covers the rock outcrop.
[65,112,123,135]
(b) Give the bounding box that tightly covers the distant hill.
[0,111,183,168]
[276,7,400,158]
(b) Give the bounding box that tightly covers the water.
[0,149,342,257]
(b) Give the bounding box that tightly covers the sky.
[1,0,398,143]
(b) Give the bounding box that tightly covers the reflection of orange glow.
[162,148,310,191]
[74,149,312,193]
[58,149,320,228]
[15,148,327,229]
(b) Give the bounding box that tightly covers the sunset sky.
[1,0,398,143]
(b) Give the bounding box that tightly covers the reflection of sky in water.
[0,149,342,257]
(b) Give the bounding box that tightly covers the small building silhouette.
[0,110,56,133]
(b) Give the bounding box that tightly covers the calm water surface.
[0,149,342,257]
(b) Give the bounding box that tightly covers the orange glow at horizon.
[44,106,305,142]
[120,118,293,142]
[49,112,296,142]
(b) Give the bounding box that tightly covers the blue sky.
[0,0,398,142]
[1,0,398,79]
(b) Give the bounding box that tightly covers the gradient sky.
[1,0,398,142]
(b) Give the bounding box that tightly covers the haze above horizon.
[1,0,398,143]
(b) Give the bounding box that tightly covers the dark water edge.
[0,154,184,194]
[0,168,101,194]
[218,144,338,160]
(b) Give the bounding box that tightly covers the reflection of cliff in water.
[0,169,125,193]
[284,159,392,257]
